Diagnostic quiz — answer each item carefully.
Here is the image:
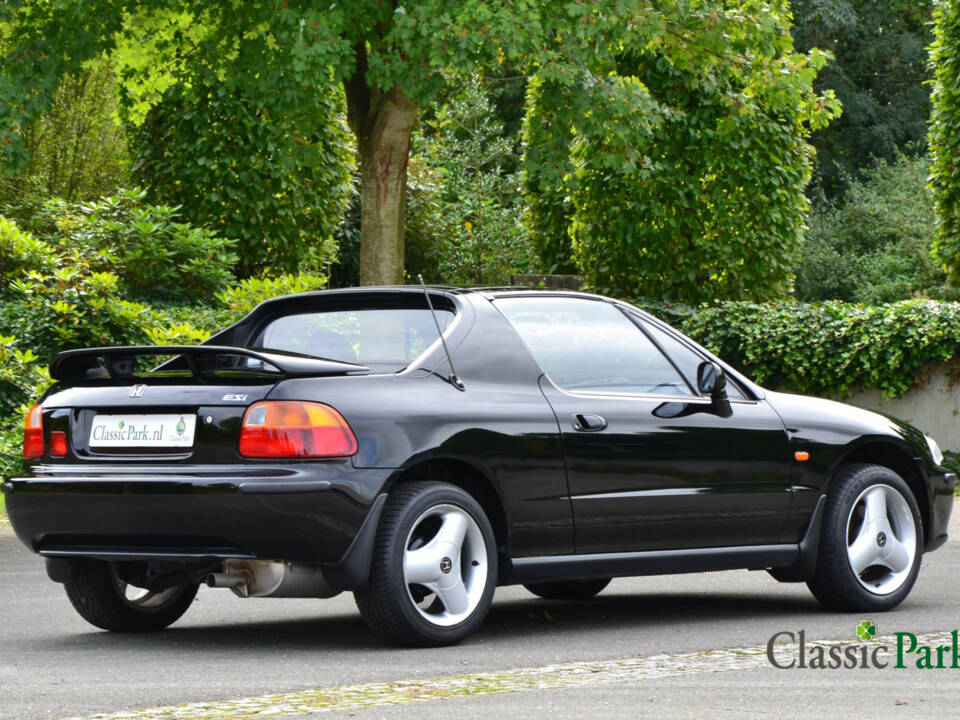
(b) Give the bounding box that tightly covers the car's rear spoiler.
[50,345,369,382]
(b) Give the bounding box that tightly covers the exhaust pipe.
[205,572,250,597]
[203,561,340,599]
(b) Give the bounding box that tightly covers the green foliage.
[0,332,50,483]
[0,334,48,417]
[216,272,329,318]
[522,77,578,274]
[930,0,960,287]
[943,450,960,479]
[639,299,960,400]
[130,71,350,277]
[143,322,211,347]
[1,1,847,287]
[0,61,128,203]
[1,265,152,361]
[0,416,25,485]
[407,75,535,285]
[796,153,952,303]
[0,191,247,364]
[2,189,237,300]
[791,0,932,198]
[0,215,57,278]
[560,3,839,303]
[329,176,362,288]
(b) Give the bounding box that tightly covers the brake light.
[23,404,44,458]
[238,401,358,458]
[50,431,68,457]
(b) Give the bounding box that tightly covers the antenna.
[417,275,464,391]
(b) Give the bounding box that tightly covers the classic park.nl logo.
[766,622,960,670]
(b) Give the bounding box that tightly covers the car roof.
[248,285,618,306]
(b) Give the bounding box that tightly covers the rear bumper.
[2,462,394,569]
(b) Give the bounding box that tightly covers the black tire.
[524,578,611,600]
[354,481,497,647]
[807,464,923,612]
[64,560,198,632]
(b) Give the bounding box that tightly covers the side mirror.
[697,361,727,400]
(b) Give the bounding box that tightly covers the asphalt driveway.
[2,502,960,719]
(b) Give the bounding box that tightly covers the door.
[494,296,793,554]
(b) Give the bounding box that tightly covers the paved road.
[2,503,960,720]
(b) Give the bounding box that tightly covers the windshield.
[253,307,454,373]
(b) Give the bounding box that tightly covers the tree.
[791,0,932,198]
[0,61,127,203]
[524,2,839,302]
[2,1,835,286]
[930,0,960,285]
[406,74,534,285]
[795,153,950,303]
[129,67,351,277]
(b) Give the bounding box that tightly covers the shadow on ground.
[36,589,825,655]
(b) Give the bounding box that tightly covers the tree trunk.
[345,48,418,286]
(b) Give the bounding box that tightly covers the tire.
[64,560,198,632]
[524,578,611,600]
[807,464,922,612]
[354,481,497,647]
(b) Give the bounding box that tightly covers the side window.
[642,320,745,400]
[495,297,693,396]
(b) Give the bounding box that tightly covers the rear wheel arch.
[832,442,930,544]
[388,458,511,575]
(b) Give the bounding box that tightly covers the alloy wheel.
[402,503,488,627]
[845,483,917,595]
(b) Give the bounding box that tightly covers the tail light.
[23,404,44,458]
[238,401,358,458]
[50,431,68,457]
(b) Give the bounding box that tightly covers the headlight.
[925,435,944,466]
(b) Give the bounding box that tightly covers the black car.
[3,287,955,646]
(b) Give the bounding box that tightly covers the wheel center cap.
[440,557,452,574]
[877,532,887,547]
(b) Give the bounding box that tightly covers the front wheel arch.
[831,441,930,546]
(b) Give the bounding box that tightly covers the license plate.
[89,414,197,448]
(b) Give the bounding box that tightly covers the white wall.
[846,369,960,452]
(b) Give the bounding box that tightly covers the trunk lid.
[38,345,368,464]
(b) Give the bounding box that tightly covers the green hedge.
[637,298,960,400]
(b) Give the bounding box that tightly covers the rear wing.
[50,345,369,382]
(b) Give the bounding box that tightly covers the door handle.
[572,413,607,432]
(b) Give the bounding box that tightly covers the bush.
[0,216,58,279]
[216,272,329,317]
[0,334,49,418]
[796,154,952,303]
[930,0,960,286]
[1,189,238,301]
[0,334,49,483]
[407,74,536,285]
[0,416,24,484]
[636,298,960,399]
[0,62,128,205]
[0,264,152,362]
[130,71,350,277]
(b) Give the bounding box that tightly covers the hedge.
[635,298,960,400]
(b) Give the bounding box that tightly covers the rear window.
[254,308,454,373]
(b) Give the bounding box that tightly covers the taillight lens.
[50,430,68,457]
[238,401,358,458]
[23,404,44,458]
